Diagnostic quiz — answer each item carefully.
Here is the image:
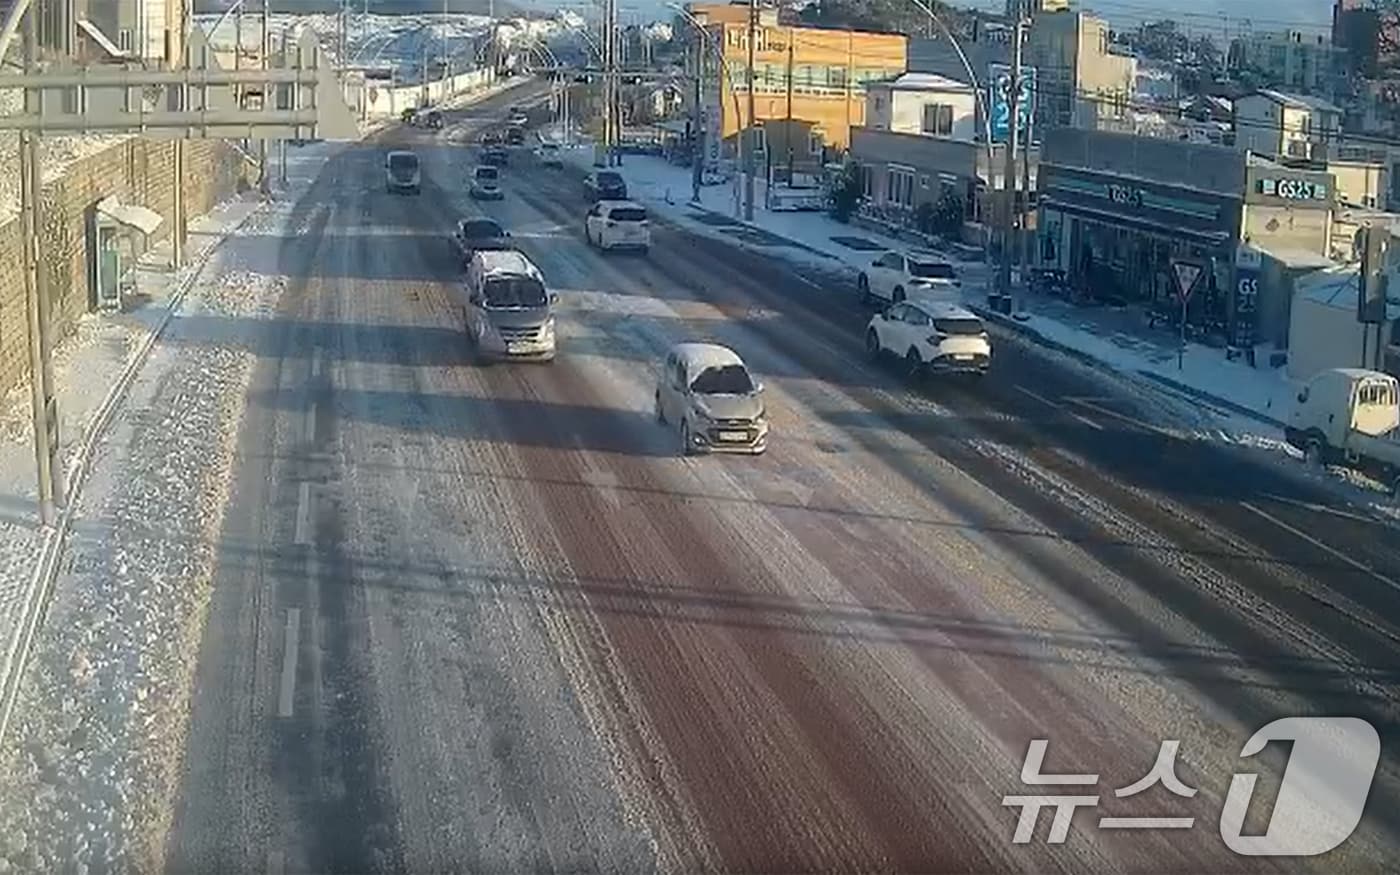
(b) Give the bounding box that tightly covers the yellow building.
[686,3,906,153]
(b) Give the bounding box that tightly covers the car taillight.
[926,333,948,344]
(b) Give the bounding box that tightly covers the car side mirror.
[504,231,511,236]
[1297,391,1307,403]
[873,258,882,267]
[550,293,560,304]
[879,310,889,321]
[753,381,765,395]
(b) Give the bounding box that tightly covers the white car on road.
[655,342,768,455]
[857,250,961,304]
[585,200,651,253]
[865,298,990,376]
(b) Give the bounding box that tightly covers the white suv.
[585,200,651,253]
[857,250,960,304]
[865,298,990,376]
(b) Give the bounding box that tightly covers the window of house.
[118,29,132,52]
[922,103,954,136]
[874,95,884,111]
[920,174,930,189]
[827,66,846,90]
[861,165,873,197]
[808,130,822,155]
[886,166,915,208]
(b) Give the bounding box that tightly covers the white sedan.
[857,250,961,305]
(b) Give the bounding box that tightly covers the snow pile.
[0,253,287,873]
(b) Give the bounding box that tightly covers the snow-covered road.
[1,82,1397,873]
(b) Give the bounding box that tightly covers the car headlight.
[755,405,767,421]
[542,317,556,337]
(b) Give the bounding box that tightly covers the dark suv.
[583,170,627,202]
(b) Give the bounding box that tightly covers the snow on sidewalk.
[0,140,334,874]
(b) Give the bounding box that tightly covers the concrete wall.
[0,139,252,400]
[1234,95,1282,155]
[351,66,497,120]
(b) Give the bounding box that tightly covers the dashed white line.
[294,482,312,546]
[1259,492,1387,526]
[1066,397,1177,438]
[277,608,300,718]
[303,400,318,443]
[1241,501,1400,595]
[1014,385,1104,431]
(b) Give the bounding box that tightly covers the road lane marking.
[277,608,300,718]
[1241,501,1400,595]
[294,482,312,546]
[1014,385,1104,431]
[303,400,318,443]
[1259,492,1388,526]
[1066,398,1177,438]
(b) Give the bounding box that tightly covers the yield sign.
[1172,259,1204,303]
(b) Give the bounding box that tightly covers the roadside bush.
[828,161,863,222]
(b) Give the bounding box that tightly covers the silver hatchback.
[655,343,768,455]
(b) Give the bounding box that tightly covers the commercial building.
[1026,9,1135,132]
[850,127,1035,245]
[682,2,907,155]
[1229,30,1347,98]
[39,0,185,64]
[1037,128,1335,351]
[1233,90,1343,163]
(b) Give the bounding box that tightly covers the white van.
[385,150,421,194]
[462,250,557,361]
[585,200,650,253]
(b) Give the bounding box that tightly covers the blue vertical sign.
[988,64,1036,144]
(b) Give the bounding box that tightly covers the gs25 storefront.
[1037,162,1333,349]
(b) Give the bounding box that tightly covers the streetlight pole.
[259,0,270,195]
[999,9,1026,314]
[669,2,748,218]
[743,0,756,221]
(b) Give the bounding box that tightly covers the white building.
[863,73,977,141]
[1234,89,1342,162]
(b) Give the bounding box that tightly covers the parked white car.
[585,200,651,253]
[857,250,961,304]
[865,298,990,375]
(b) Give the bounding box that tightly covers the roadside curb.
[968,304,1108,372]
[1136,371,1287,430]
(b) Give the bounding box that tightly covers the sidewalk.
[578,150,1295,439]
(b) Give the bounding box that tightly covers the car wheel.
[865,328,882,360]
[1305,438,1326,466]
[905,346,924,378]
[655,392,666,424]
[893,286,906,304]
[680,420,695,456]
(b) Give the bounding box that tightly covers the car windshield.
[388,154,418,173]
[463,219,503,238]
[690,364,754,395]
[598,172,624,187]
[609,207,646,222]
[482,276,547,309]
[909,261,955,279]
[933,317,984,335]
[475,167,499,181]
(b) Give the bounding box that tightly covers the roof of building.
[1257,245,1337,271]
[1251,89,1343,115]
[1295,266,1400,318]
[869,72,973,93]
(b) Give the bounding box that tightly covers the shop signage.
[988,63,1036,144]
[1106,183,1144,207]
[1257,178,1328,201]
[1232,243,1261,352]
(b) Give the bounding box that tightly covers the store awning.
[1040,197,1231,247]
[96,197,162,236]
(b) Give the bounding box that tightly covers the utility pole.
[691,27,703,203]
[784,27,793,186]
[1020,68,1033,291]
[998,10,1023,311]
[20,3,60,526]
[259,0,271,195]
[744,0,756,221]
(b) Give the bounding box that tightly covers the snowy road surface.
[4,83,1399,872]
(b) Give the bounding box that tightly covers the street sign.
[988,63,1036,144]
[1172,259,1203,303]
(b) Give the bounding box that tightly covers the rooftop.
[1253,89,1343,115]
[870,72,974,93]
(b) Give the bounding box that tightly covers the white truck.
[1285,367,1400,494]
